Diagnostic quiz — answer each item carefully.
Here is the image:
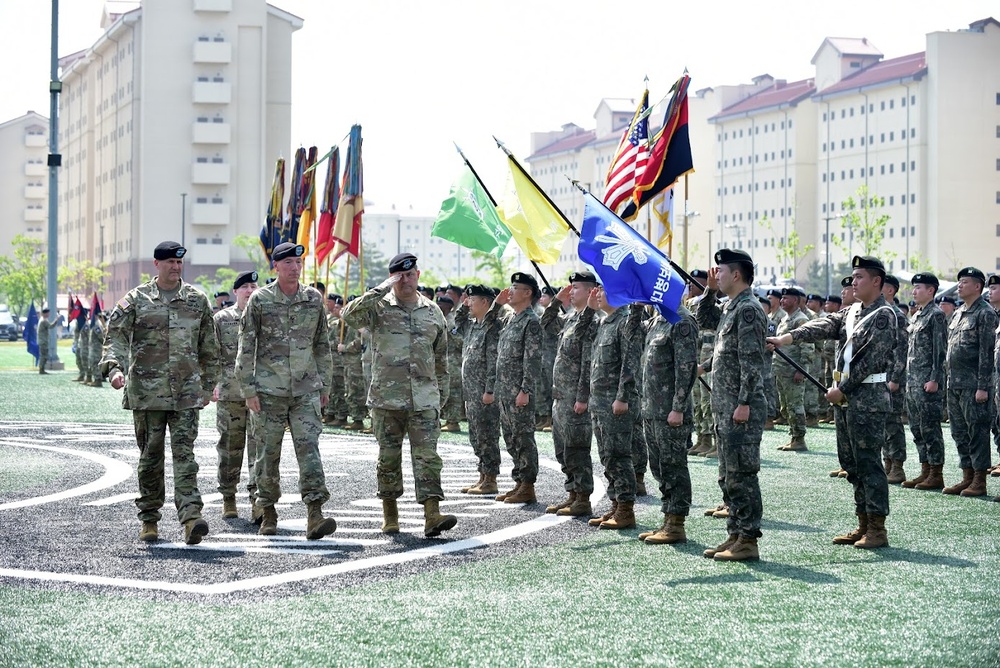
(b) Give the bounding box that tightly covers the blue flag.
[25,303,39,364]
[578,193,686,323]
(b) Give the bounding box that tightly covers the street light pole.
[682,206,700,270]
[823,214,845,296]
[180,193,187,249]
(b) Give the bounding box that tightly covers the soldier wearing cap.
[37,307,52,374]
[877,274,910,484]
[770,255,898,549]
[696,249,768,561]
[535,284,561,432]
[341,252,458,537]
[100,241,220,545]
[540,271,600,517]
[86,306,106,387]
[213,291,230,313]
[212,270,260,519]
[687,269,718,457]
[73,307,90,383]
[437,294,465,433]
[774,287,813,452]
[494,272,544,505]
[323,294,349,427]
[801,293,826,427]
[236,242,338,540]
[942,267,997,497]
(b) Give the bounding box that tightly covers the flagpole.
[682,173,690,270]
[493,136,580,237]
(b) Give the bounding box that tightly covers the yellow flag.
[652,189,674,251]
[500,156,570,265]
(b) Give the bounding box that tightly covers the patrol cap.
[851,255,885,276]
[806,293,824,302]
[272,242,305,261]
[388,252,418,273]
[436,296,454,306]
[766,288,783,299]
[714,248,753,266]
[327,293,344,305]
[465,284,493,299]
[689,269,708,280]
[781,287,804,298]
[214,291,230,299]
[153,241,186,260]
[826,295,842,304]
[541,286,558,297]
[987,274,1000,287]
[956,266,986,285]
[233,271,258,291]
[569,270,598,284]
[910,273,939,288]
[511,272,540,295]
[884,275,900,290]
[840,276,854,288]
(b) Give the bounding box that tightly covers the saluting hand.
[706,267,720,291]
[556,285,572,306]
[496,288,511,306]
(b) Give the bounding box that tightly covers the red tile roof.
[815,51,926,97]
[527,129,597,160]
[710,78,816,121]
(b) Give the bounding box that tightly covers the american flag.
[602,91,650,215]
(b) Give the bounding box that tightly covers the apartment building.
[0,111,50,251]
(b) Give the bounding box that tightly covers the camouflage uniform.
[774,308,813,440]
[590,306,638,504]
[87,319,104,384]
[883,310,909,462]
[802,306,822,420]
[214,303,259,501]
[905,302,948,466]
[696,287,767,539]
[626,304,650,480]
[945,298,998,471]
[496,307,542,486]
[325,313,348,422]
[77,320,91,381]
[542,299,598,495]
[341,322,368,423]
[790,295,898,517]
[236,282,333,509]
[37,317,51,372]
[536,302,561,423]
[690,294,716,441]
[641,307,699,516]
[341,284,449,503]
[441,309,465,424]
[766,306,787,418]
[100,280,220,524]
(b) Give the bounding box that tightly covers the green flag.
[431,166,512,257]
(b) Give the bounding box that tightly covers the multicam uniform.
[214,303,259,502]
[341,321,368,424]
[774,308,813,442]
[87,318,105,385]
[324,312,349,423]
[441,309,465,426]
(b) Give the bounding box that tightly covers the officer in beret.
[341,252,458,537]
[323,293,349,427]
[213,291,230,313]
[37,306,52,374]
[213,270,260,519]
[236,242,338,540]
[535,283,561,432]
[774,287,813,452]
[100,241,221,545]
[840,276,856,307]
[771,255,898,549]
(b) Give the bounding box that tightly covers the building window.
[910,194,915,204]
[889,99,895,109]
[911,160,916,171]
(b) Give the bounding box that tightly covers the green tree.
[231,233,272,276]
[762,215,814,280]
[470,250,517,288]
[805,259,853,295]
[830,185,894,263]
[0,236,47,319]
[61,258,110,296]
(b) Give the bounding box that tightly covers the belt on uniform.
[833,371,887,384]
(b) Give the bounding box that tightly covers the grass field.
[0,344,998,667]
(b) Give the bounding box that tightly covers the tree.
[830,185,894,263]
[470,250,517,288]
[805,259,853,295]
[61,258,110,297]
[0,236,46,319]
[231,233,272,276]
[322,242,390,297]
[762,215,813,281]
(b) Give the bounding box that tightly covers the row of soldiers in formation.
[34,307,107,384]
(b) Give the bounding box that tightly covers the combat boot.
[704,503,726,517]
[639,515,668,540]
[599,500,635,530]
[915,465,945,490]
[222,496,238,519]
[496,482,521,502]
[461,473,485,494]
[343,420,365,431]
[773,415,787,426]
[702,437,718,458]
[330,418,346,428]
[635,476,647,496]
[902,463,930,489]
[557,493,592,517]
[704,533,739,559]
[960,470,989,497]
[714,536,759,561]
[943,468,974,495]
[589,500,618,527]
[688,434,709,456]
[645,514,687,544]
[541,417,553,432]
[183,518,209,545]
[139,521,158,542]
[534,415,546,431]
[84,374,93,384]
[441,421,461,433]
[469,474,498,495]
[805,415,820,428]
[883,457,892,475]
[832,513,868,545]
[853,514,888,549]
[763,417,775,431]
[305,502,337,540]
[423,498,457,537]
[251,501,264,525]
[712,506,730,518]
[504,482,536,504]
[382,498,399,534]
[546,491,576,514]
[786,436,807,451]
[829,467,845,478]
[90,379,104,388]
[259,506,278,536]
[75,373,85,382]
[887,460,906,485]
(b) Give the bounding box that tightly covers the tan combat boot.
[645,514,687,544]
[688,434,710,456]
[557,493,592,517]
[832,513,868,545]
[343,420,365,431]
[546,491,576,514]
[423,499,457,537]
[599,501,635,530]
[259,506,278,536]
[461,473,485,494]
[183,518,209,545]
[589,500,618,527]
[902,463,930,489]
[469,474,498,495]
[635,476,647,496]
[712,506,730,518]
[704,533,739,559]
[704,503,726,517]
[382,498,400,534]
[639,515,668,541]
[785,436,807,451]
[139,521,158,542]
[829,467,845,478]
[541,417,553,432]
[305,502,337,540]
[915,465,945,490]
[496,482,521,502]
[886,460,906,485]
[853,514,888,549]
[805,415,820,428]
[222,496,238,519]
[942,468,974,495]
[960,470,989,497]
[504,482,536,504]
[251,501,264,525]
[713,536,759,561]
[702,437,718,458]
[441,421,461,433]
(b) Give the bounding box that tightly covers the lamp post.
[822,214,846,296]
[707,229,713,268]
[681,206,701,270]
[724,223,744,250]
[180,193,187,249]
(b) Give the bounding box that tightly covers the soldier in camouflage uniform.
[828,277,857,479]
[339,306,368,430]
[626,303,650,494]
[494,272,543,505]
[323,294,349,426]
[759,295,778,428]
[988,275,1000,476]
[535,285,560,431]
[638,304,699,545]
[37,307,52,374]
[341,253,457,538]
[87,313,105,387]
[100,241,220,545]
[540,272,599,517]
[942,267,997,497]
[819,296,843,423]
[236,242,338,540]
[213,270,260,520]
[438,295,464,432]
[686,270,717,456]
[696,249,767,561]
[880,275,910,484]
[75,311,90,383]
[900,273,948,490]
[771,255,898,550]
[774,287,813,451]
[586,287,639,531]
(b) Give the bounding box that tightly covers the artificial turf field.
[0,341,998,667]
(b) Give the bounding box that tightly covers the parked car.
[0,310,18,342]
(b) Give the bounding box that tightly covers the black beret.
[436,296,455,306]
[757,296,770,307]
[214,291,230,298]
[233,271,258,291]
[911,273,939,288]
[806,293,824,302]
[689,269,708,279]
[569,270,598,284]
[154,241,186,260]
[956,267,985,284]
[826,295,842,304]
[766,288,783,298]
[936,296,958,306]
[446,284,462,293]
[311,281,326,293]
[851,255,885,275]
[389,253,418,273]
[221,300,234,308]
[265,277,276,284]
[781,287,804,298]
[541,286,558,297]
[987,275,1000,287]
[465,284,493,298]
[908,300,916,308]
[714,248,753,265]
[841,276,854,288]
[327,293,344,305]
[418,286,436,298]
[884,275,899,290]
[511,272,539,292]
[272,242,305,261]
[435,286,447,293]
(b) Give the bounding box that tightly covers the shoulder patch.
[674,321,692,338]
[875,313,889,329]
[742,308,756,324]
[115,297,131,312]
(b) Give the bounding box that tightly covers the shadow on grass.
[744,559,841,584]
[663,571,758,587]
[871,547,978,568]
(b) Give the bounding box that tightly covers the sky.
[1,0,997,216]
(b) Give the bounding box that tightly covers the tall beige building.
[57,0,301,299]
[0,111,49,251]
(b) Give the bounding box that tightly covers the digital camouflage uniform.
[626,304,650,480]
[590,306,639,504]
[341,285,449,503]
[495,306,542,486]
[790,295,898,518]
[883,309,909,463]
[641,307,699,516]
[441,309,465,424]
[945,298,998,472]
[690,293,716,441]
[696,287,767,539]
[536,302,561,423]
[905,302,948,466]
[541,298,598,495]
[325,312,348,422]
[214,303,259,501]
[100,280,220,524]
[802,307,822,420]
[236,282,333,509]
[766,306,787,418]
[774,308,813,440]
